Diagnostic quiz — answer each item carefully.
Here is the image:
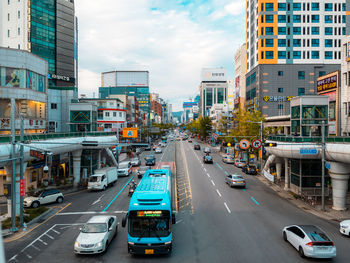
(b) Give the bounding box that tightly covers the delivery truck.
[88,167,118,191]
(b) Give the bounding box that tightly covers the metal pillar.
[20,115,24,227]
[321,121,326,211]
[10,98,17,232]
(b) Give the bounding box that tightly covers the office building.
[0,0,78,132]
[199,68,228,116]
[341,36,350,136]
[245,0,348,118]
[234,43,247,110]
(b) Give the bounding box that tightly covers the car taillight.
[306,242,314,247]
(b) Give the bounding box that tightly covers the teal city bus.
[122,169,175,255]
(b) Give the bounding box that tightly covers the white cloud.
[224,1,246,16]
[75,0,244,111]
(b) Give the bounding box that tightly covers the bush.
[1,207,49,229]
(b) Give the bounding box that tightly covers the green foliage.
[184,116,212,138]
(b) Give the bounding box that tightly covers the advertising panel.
[201,68,227,82]
[317,71,338,93]
[122,128,138,138]
[116,71,149,87]
[101,71,117,87]
[5,68,25,88]
[183,102,198,108]
[347,42,350,61]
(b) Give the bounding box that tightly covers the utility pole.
[321,121,326,211]
[10,98,17,232]
[20,115,24,227]
[260,121,263,172]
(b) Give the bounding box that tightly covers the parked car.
[339,220,350,236]
[24,189,64,208]
[222,155,235,164]
[225,174,246,188]
[74,215,118,254]
[203,155,213,164]
[137,166,150,179]
[88,167,118,191]
[130,157,141,167]
[234,159,246,168]
[282,225,336,259]
[194,144,201,150]
[204,147,211,153]
[242,164,258,175]
[155,147,162,153]
[188,139,192,143]
[145,155,156,166]
[117,161,132,177]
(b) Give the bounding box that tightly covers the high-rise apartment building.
[234,43,247,110]
[199,68,228,116]
[0,0,78,132]
[245,0,349,118]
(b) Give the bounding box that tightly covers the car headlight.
[96,242,103,247]
[341,225,348,229]
[74,241,80,247]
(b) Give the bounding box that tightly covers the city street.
[4,140,350,262]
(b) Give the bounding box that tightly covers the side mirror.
[79,227,82,231]
[122,214,127,228]
[172,214,176,225]
[108,227,113,232]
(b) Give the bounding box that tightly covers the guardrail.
[267,136,350,143]
[0,131,116,144]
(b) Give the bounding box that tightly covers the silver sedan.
[225,174,246,188]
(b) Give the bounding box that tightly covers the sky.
[75,0,246,111]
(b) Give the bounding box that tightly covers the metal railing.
[267,135,350,143]
[0,131,116,144]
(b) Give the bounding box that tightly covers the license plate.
[317,247,328,250]
[237,181,243,183]
[145,249,154,254]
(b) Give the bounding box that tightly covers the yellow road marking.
[4,202,72,243]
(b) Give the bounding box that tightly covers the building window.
[265,3,274,11]
[311,3,319,10]
[319,71,326,77]
[325,15,333,23]
[293,27,301,35]
[278,3,286,11]
[311,39,319,47]
[113,112,116,117]
[17,27,20,35]
[265,39,274,47]
[105,112,110,117]
[325,51,333,59]
[311,27,319,35]
[278,27,286,35]
[293,15,301,23]
[342,27,346,35]
[278,51,286,59]
[325,3,333,11]
[293,51,301,59]
[293,39,301,47]
[18,10,20,19]
[119,112,122,117]
[51,103,57,109]
[278,39,286,47]
[293,3,301,10]
[265,15,274,23]
[266,51,274,59]
[311,15,319,23]
[325,27,333,35]
[298,88,305,96]
[265,27,274,35]
[311,51,319,59]
[278,15,286,23]
[7,30,10,37]
[278,71,283,76]
[8,13,10,21]
[325,39,333,47]
[278,88,283,93]
[298,71,305,79]
[18,44,20,49]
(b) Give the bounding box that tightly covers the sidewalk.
[256,173,350,223]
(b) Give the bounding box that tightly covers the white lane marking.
[31,245,40,251]
[51,229,60,234]
[207,173,210,178]
[26,254,32,259]
[211,180,215,186]
[176,219,183,224]
[224,202,231,214]
[216,189,222,197]
[38,239,47,245]
[45,233,54,240]
[91,194,105,205]
[204,168,207,172]
[8,254,18,262]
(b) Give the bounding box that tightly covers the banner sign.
[20,179,26,197]
[30,149,45,160]
[317,71,338,93]
[264,170,274,183]
[122,128,138,138]
[263,96,294,102]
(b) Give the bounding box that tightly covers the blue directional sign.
[299,148,318,155]
[325,162,331,170]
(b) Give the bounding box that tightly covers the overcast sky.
[75,0,245,111]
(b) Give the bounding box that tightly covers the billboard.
[183,102,198,108]
[122,128,138,138]
[101,71,117,87]
[201,68,227,82]
[116,71,148,87]
[347,42,350,61]
[317,71,338,93]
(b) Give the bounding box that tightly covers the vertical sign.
[20,179,26,197]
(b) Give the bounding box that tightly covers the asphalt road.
[4,138,350,263]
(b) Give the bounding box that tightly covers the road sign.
[20,179,26,197]
[300,148,318,155]
[212,133,219,140]
[252,139,262,150]
[30,149,45,160]
[325,162,331,170]
[239,139,250,150]
[122,128,138,138]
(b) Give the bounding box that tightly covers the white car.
[74,215,118,254]
[155,147,162,153]
[282,225,336,259]
[339,220,350,236]
[117,161,132,177]
[24,189,64,208]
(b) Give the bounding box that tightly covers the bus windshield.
[128,210,170,238]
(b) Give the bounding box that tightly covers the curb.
[255,173,344,223]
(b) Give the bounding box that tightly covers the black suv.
[194,144,201,150]
[145,155,156,166]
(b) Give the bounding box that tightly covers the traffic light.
[264,142,277,147]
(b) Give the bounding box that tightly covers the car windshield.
[89,176,100,182]
[129,211,171,238]
[82,223,107,233]
[233,175,244,180]
[32,190,43,197]
[119,162,129,169]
